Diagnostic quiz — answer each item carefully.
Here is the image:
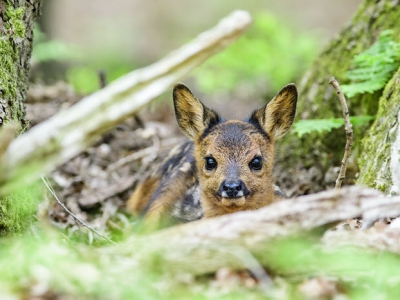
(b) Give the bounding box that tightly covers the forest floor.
[22,81,396,299]
[26,81,333,241]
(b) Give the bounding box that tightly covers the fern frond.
[293,116,375,137]
[341,30,400,98]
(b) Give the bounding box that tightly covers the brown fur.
[127,83,297,229]
[193,120,274,217]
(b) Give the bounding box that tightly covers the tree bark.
[356,67,400,193]
[0,0,42,234]
[274,0,400,193]
[0,0,42,128]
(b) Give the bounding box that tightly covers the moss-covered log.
[274,0,400,193]
[0,0,42,127]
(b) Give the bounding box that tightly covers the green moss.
[356,66,400,192]
[0,4,27,124]
[5,6,25,39]
[377,183,387,191]
[0,182,43,236]
[0,38,19,103]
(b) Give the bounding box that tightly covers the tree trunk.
[0,0,42,235]
[0,0,42,128]
[274,0,400,194]
[356,67,400,193]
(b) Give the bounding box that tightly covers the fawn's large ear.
[249,84,297,140]
[173,83,220,139]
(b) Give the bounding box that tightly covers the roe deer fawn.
[127,83,297,229]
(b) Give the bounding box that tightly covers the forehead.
[200,120,270,151]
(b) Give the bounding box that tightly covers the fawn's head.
[173,83,297,217]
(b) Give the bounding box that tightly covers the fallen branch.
[323,222,400,253]
[0,10,252,194]
[329,77,353,189]
[112,186,400,276]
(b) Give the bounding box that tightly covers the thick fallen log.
[114,186,400,276]
[2,186,398,300]
[323,221,400,253]
[0,10,252,194]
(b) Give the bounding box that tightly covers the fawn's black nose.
[218,180,248,198]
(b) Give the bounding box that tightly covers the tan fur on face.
[194,120,276,218]
[251,84,297,140]
[127,83,298,228]
[173,83,220,140]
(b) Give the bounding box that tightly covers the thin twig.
[329,77,353,189]
[41,176,117,245]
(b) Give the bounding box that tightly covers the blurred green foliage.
[32,25,81,63]
[66,61,132,94]
[1,231,400,299]
[194,12,318,94]
[32,13,318,95]
[32,24,134,94]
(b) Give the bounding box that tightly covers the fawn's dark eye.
[249,157,262,171]
[205,157,217,170]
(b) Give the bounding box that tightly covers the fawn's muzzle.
[218,179,249,198]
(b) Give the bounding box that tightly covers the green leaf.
[292,119,343,137]
[343,30,400,98]
[293,115,375,137]
[350,115,375,125]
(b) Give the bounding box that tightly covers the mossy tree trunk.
[274,0,400,194]
[356,67,400,194]
[0,0,42,128]
[0,0,42,235]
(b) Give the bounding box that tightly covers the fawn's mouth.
[220,196,246,207]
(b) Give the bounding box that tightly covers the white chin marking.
[221,191,244,198]
[221,197,246,207]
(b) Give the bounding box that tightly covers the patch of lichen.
[356,67,400,192]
